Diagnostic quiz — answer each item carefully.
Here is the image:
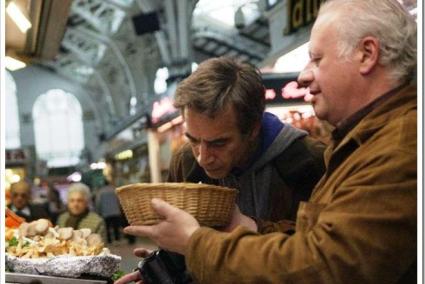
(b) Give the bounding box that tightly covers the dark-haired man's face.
[184,106,259,179]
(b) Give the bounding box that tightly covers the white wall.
[10,65,105,164]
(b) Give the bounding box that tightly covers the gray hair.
[317,0,416,82]
[67,183,91,202]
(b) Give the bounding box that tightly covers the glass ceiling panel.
[194,0,261,28]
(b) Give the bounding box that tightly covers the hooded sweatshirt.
[168,112,325,221]
[218,112,307,218]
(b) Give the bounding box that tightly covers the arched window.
[32,89,85,167]
[5,71,21,149]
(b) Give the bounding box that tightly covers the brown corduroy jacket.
[186,85,417,284]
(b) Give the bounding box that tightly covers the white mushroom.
[34,219,50,235]
[86,233,103,247]
[72,230,82,240]
[72,230,87,245]
[57,227,73,240]
[79,228,92,239]
[99,247,110,256]
[26,222,37,237]
[45,227,60,239]
[18,222,30,238]
[32,235,41,242]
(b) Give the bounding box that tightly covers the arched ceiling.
[42,0,163,132]
[37,0,273,138]
[6,0,276,137]
[8,0,416,139]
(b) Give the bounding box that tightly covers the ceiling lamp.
[6,2,32,33]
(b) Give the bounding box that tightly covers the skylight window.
[194,0,261,28]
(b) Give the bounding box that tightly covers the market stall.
[5,215,123,284]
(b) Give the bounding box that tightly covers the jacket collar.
[332,82,410,142]
[324,84,416,167]
[347,84,416,145]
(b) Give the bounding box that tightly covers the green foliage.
[111,270,125,281]
[8,237,18,247]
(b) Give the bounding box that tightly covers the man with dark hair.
[169,57,325,224]
[117,57,325,283]
[95,180,123,244]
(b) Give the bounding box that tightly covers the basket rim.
[116,182,237,194]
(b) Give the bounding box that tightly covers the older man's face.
[298,18,361,126]
[11,183,30,210]
[67,192,88,216]
[184,106,258,179]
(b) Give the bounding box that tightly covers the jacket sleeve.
[186,149,416,284]
[256,218,295,234]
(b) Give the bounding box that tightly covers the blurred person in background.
[57,182,106,241]
[8,180,50,222]
[118,0,417,283]
[95,180,123,244]
[31,179,49,205]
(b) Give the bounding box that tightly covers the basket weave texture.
[116,183,237,227]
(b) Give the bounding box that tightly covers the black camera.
[137,249,193,284]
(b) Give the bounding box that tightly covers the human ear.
[358,36,380,75]
[249,120,261,140]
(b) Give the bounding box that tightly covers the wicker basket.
[116,183,237,227]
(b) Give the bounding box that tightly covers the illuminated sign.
[151,97,176,124]
[263,74,306,105]
[284,0,326,35]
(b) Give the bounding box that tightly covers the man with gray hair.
[119,0,417,283]
[57,183,106,241]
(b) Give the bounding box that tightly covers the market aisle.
[109,237,158,273]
